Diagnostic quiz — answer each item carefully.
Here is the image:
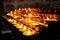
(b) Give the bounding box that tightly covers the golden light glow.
[28,18,30,22]
[8,19,13,23]
[47,17,50,20]
[6,8,59,36]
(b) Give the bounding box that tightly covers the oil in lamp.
[8,19,14,23]
[15,24,23,29]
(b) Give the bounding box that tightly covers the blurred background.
[0,0,60,40]
[0,0,60,15]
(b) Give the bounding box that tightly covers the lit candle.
[46,17,50,20]
[7,13,10,16]
[13,20,17,24]
[25,18,28,21]
[19,25,27,32]
[25,8,27,10]
[10,13,13,16]
[10,11,13,13]
[23,29,37,36]
[28,8,30,11]
[24,14,27,16]
[15,9,17,11]
[23,26,27,31]
[14,12,16,14]
[19,8,21,10]
[28,18,30,22]
[27,30,30,34]
[28,13,32,17]
[8,19,13,23]
[21,17,24,20]
[14,16,18,18]
[16,24,23,29]
[20,24,23,28]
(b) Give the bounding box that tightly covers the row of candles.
[6,8,59,36]
[7,8,58,19]
[7,18,38,36]
[7,8,58,24]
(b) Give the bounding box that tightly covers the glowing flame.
[47,17,50,20]
[8,19,13,22]
[14,16,18,18]
[29,8,30,11]
[27,30,30,34]
[25,8,27,10]
[20,24,23,28]
[15,24,23,29]
[7,13,10,15]
[13,20,17,24]
[25,18,28,21]
[28,13,32,17]
[10,11,13,13]
[21,17,24,20]
[19,8,21,10]
[10,14,13,16]
[23,26,27,31]
[15,9,17,11]
[28,18,30,22]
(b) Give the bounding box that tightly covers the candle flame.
[19,8,21,10]
[21,17,23,20]
[14,16,18,18]
[29,8,30,11]
[19,24,23,28]
[28,30,30,34]
[23,26,26,30]
[10,11,13,13]
[28,18,30,22]
[47,17,50,20]
[7,13,10,15]
[8,19,13,22]
[15,9,17,11]
[25,8,27,10]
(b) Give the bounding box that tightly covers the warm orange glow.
[10,11,13,13]
[23,29,37,36]
[25,8,27,10]
[6,8,59,36]
[28,30,30,34]
[14,15,18,18]
[28,18,30,22]
[29,8,30,11]
[21,17,24,20]
[23,26,27,31]
[8,19,13,22]
[28,13,32,17]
